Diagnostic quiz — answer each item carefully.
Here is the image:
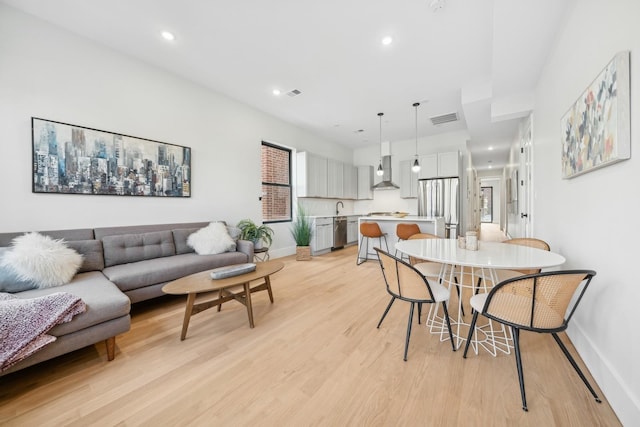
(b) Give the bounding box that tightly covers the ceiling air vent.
[287,89,302,97]
[430,112,458,125]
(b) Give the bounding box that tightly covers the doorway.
[480,186,493,223]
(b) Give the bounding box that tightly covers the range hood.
[372,155,400,190]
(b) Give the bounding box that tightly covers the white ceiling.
[2,0,570,171]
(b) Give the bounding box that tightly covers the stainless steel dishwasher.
[333,216,347,249]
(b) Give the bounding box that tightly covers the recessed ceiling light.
[161,31,175,41]
[272,89,281,96]
[381,36,393,46]
[488,165,493,169]
[488,146,494,151]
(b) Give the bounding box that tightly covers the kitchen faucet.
[336,201,344,215]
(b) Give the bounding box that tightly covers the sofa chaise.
[0,221,254,376]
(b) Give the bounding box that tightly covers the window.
[261,142,291,223]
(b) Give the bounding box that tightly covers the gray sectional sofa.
[0,221,254,376]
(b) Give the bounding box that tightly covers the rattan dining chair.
[375,248,456,361]
[497,238,551,279]
[474,238,551,301]
[463,270,601,411]
[407,233,464,318]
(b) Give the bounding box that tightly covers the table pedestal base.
[425,264,513,356]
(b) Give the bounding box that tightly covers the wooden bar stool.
[395,223,421,260]
[357,222,388,265]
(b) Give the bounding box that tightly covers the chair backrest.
[406,233,438,265]
[375,248,436,302]
[480,270,596,332]
[396,223,421,240]
[360,222,383,238]
[503,238,550,275]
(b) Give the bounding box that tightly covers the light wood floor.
[0,245,620,426]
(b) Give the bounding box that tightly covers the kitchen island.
[357,216,446,258]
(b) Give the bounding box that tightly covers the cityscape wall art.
[32,118,191,197]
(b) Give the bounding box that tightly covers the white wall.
[532,0,640,423]
[0,4,352,258]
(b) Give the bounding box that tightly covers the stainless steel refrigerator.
[418,178,460,239]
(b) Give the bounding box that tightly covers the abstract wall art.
[561,51,631,178]
[32,118,191,197]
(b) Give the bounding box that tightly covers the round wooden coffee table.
[163,260,284,340]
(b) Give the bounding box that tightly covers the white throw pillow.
[1,232,83,288]
[187,222,237,255]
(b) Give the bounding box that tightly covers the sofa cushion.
[66,240,104,272]
[14,271,131,337]
[172,228,199,255]
[103,252,250,292]
[102,230,176,267]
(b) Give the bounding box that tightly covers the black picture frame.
[32,117,191,197]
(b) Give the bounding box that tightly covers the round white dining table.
[395,239,566,355]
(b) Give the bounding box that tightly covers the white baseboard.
[568,321,639,425]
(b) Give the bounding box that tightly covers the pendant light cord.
[412,102,421,172]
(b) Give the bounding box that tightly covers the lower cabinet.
[347,216,358,244]
[311,217,333,255]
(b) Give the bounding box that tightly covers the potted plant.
[290,204,313,261]
[237,219,274,250]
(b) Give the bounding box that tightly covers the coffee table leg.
[181,293,196,341]
[265,275,274,303]
[244,282,254,328]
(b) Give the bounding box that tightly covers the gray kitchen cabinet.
[296,151,328,197]
[418,154,439,179]
[347,216,359,244]
[418,151,459,179]
[343,164,358,199]
[327,158,344,198]
[438,151,460,177]
[311,217,333,254]
[357,165,374,200]
[399,160,419,199]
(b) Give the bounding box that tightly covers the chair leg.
[512,326,528,411]
[377,296,396,328]
[382,235,389,252]
[403,302,415,361]
[463,311,479,357]
[441,302,456,351]
[417,302,422,325]
[356,235,367,265]
[552,333,602,403]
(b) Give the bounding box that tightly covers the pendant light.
[376,112,384,176]
[411,102,421,173]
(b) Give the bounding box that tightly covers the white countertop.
[360,215,444,222]
[308,214,365,218]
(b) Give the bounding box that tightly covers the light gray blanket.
[0,292,86,372]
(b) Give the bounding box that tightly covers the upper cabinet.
[297,151,361,199]
[418,151,460,179]
[343,163,358,199]
[357,165,374,200]
[399,160,418,199]
[327,159,344,198]
[437,151,460,177]
[296,151,327,198]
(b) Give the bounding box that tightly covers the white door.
[519,116,533,237]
